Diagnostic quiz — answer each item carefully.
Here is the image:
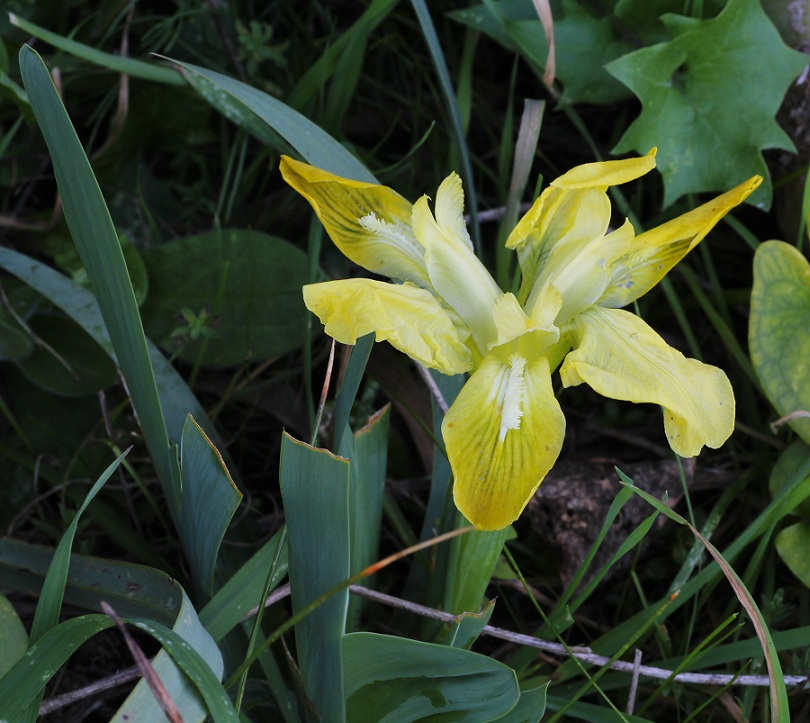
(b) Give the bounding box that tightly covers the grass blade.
[0,593,27,679]
[168,58,376,183]
[199,528,288,643]
[13,450,128,720]
[0,614,114,719]
[410,0,480,253]
[288,0,401,111]
[619,473,790,722]
[19,45,179,520]
[30,450,128,643]
[9,14,183,85]
[0,541,224,721]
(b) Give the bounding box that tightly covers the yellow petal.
[444,353,565,530]
[506,152,657,303]
[433,171,474,251]
[508,152,657,254]
[411,174,502,353]
[560,306,735,457]
[280,156,431,288]
[551,148,657,190]
[508,185,612,307]
[598,175,762,308]
[491,291,560,357]
[304,279,472,375]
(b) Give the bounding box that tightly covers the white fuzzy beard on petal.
[499,354,527,442]
[358,211,424,262]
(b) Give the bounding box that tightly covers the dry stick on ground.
[39,667,143,716]
[100,601,183,723]
[344,586,808,689]
[39,580,809,716]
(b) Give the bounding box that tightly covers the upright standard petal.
[515,187,612,309]
[412,174,502,354]
[491,292,560,352]
[561,306,735,457]
[304,279,473,375]
[443,353,565,530]
[280,156,431,288]
[598,175,762,309]
[506,151,657,304]
[550,149,657,190]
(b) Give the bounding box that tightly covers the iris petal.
[550,149,657,190]
[411,174,502,353]
[507,151,656,304]
[491,292,560,350]
[433,172,474,251]
[507,187,610,302]
[598,175,762,308]
[443,354,565,530]
[280,156,431,288]
[304,279,473,375]
[561,306,735,457]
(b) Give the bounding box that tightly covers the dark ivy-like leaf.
[607,0,808,209]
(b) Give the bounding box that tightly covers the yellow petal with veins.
[444,354,565,530]
[507,149,656,252]
[280,156,431,288]
[598,175,762,308]
[561,306,734,457]
[304,279,472,375]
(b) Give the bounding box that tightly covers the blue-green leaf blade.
[180,415,242,599]
[19,45,178,519]
[199,529,288,643]
[343,632,519,722]
[127,617,238,722]
[112,590,224,723]
[280,433,351,723]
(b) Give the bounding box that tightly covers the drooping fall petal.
[280,156,431,288]
[303,279,473,375]
[561,306,735,457]
[598,175,762,308]
[443,353,565,530]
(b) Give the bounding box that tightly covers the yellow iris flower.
[281,152,761,531]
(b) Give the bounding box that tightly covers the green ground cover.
[0,1,809,720]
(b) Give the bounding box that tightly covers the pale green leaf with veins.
[282,154,760,530]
